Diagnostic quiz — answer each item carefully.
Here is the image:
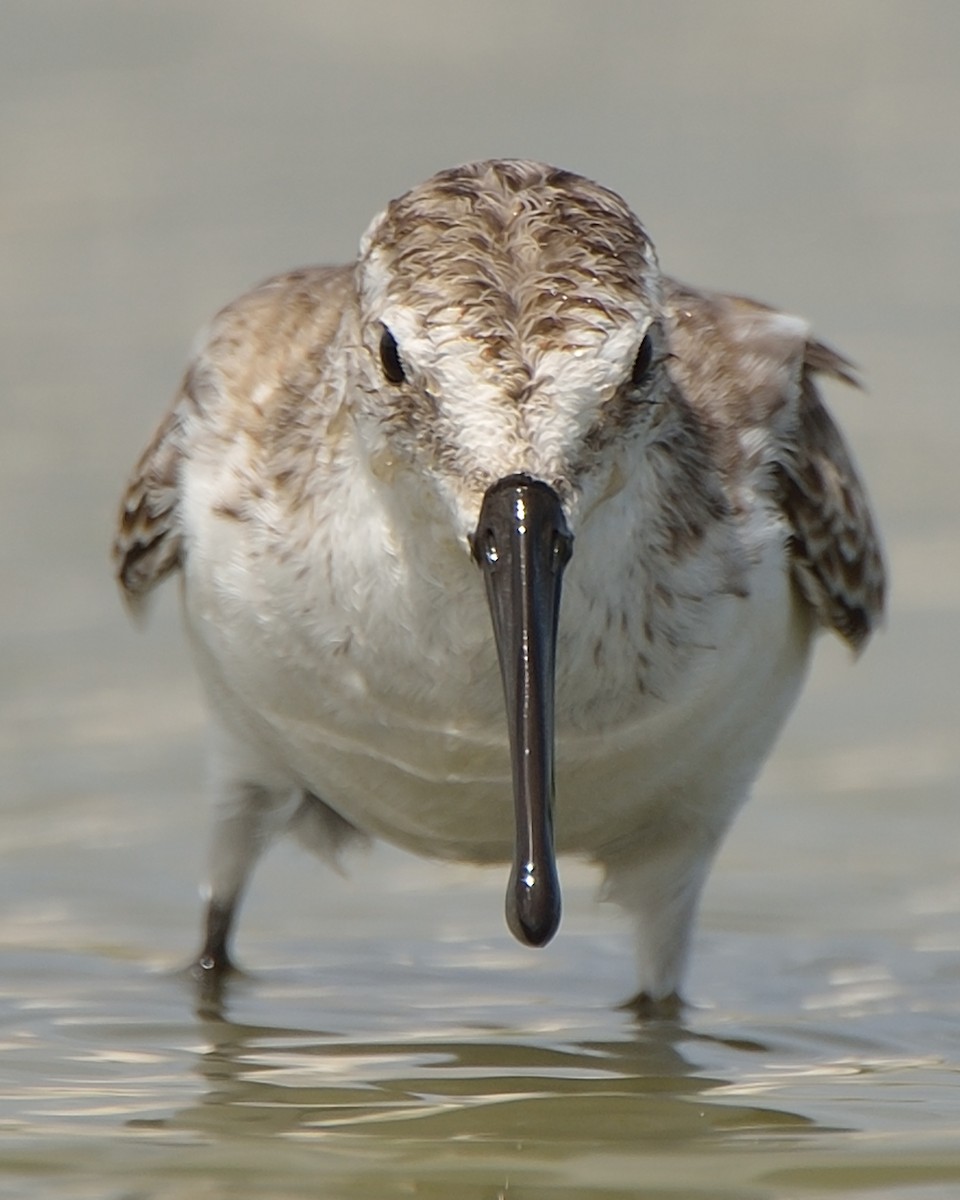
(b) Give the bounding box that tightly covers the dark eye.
[552,528,573,570]
[630,333,655,387]
[379,326,405,384]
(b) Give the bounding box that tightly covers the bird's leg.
[601,827,723,1019]
[191,779,300,992]
[619,989,684,1021]
[195,896,238,979]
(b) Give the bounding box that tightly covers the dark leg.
[196,897,238,977]
[620,990,684,1021]
[189,779,300,998]
[191,897,240,1016]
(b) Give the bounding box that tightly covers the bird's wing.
[663,281,885,651]
[113,265,354,615]
[114,382,186,613]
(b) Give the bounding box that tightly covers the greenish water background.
[2,2,958,1196]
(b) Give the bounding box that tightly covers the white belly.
[181,491,813,867]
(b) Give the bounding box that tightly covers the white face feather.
[357,284,663,540]
[351,165,668,542]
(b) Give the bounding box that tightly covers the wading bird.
[115,160,884,1015]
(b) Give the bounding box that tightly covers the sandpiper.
[114,160,884,1014]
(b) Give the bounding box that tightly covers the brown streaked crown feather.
[363,159,660,355]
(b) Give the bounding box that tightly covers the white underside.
[182,463,812,867]
[179,452,815,999]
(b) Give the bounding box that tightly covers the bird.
[114,159,884,1016]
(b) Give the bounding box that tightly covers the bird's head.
[348,160,672,947]
[352,158,670,538]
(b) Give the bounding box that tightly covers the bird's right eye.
[379,327,406,384]
[630,332,655,387]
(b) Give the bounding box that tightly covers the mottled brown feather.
[115,168,884,652]
[777,365,886,650]
[113,265,353,610]
[114,402,186,612]
[664,282,885,650]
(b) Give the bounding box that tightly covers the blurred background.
[1,3,958,1198]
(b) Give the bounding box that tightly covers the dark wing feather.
[664,281,885,651]
[776,343,886,651]
[113,389,190,614]
[112,264,355,616]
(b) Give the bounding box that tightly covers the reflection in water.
[115,1006,829,1198]
[138,1010,813,1151]
[4,940,958,1200]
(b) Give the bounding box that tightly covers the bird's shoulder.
[662,278,885,649]
[113,264,354,611]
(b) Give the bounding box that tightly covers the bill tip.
[506,862,562,947]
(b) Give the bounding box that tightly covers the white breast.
[179,447,813,866]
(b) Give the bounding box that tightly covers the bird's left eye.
[379,326,406,385]
[630,333,655,387]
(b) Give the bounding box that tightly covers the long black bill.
[471,474,573,947]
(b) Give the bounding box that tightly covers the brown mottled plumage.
[115,160,884,1013]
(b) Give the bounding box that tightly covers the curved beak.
[471,474,573,947]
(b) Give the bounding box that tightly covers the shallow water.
[3,3,959,1197]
